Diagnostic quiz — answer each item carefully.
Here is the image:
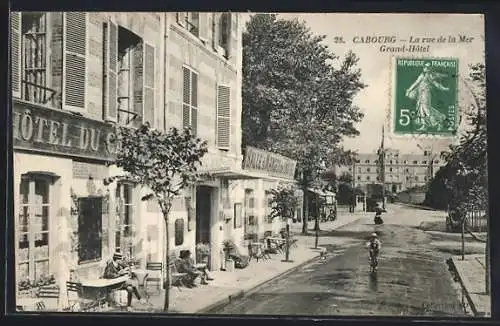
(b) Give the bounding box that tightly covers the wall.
[166,12,242,161]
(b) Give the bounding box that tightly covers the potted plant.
[222,240,236,271]
[195,243,210,264]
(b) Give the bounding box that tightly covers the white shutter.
[182,67,191,130]
[10,12,22,98]
[132,42,144,128]
[198,13,209,43]
[190,71,198,136]
[62,12,87,111]
[103,19,118,122]
[217,85,231,149]
[143,43,155,127]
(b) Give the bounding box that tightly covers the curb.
[447,257,486,317]
[196,253,322,314]
[196,217,362,314]
[395,202,441,211]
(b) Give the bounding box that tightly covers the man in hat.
[103,252,145,310]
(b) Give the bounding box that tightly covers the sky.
[241,13,485,155]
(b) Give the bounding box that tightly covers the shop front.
[12,100,132,305]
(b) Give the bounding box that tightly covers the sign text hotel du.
[13,101,118,161]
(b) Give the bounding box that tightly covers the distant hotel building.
[339,148,446,193]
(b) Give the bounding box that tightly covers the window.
[358,168,362,173]
[78,197,103,264]
[348,167,352,171]
[434,160,439,164]
[390,160,393,164]
[264,192,273,224]
[117,27,143,126]
[174,219,184,246]
[424,176,428,181]
[182,66,198,135]
[367,168,371,173]
[12,13,88,110]
[389,168,393,172]
[413,160,418,164]
[103,21,155,126]
[422,161,427,164]
[424,151,428,156]
[357,176,361,180]
[404,160,407,164]
[115,183,135,256]
[18,175,53,282]
[20,13,53,105]
[366,176,370,180]
[186,12,199,37]
[217,85,231,149]
[406,168,410,173]
[218,13,231,56]
[415,176,419,181]
[365,160,370,164]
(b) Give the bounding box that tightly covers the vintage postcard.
[9,12,488,317]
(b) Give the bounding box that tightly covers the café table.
[79,275,129,308]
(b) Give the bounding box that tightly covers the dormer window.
[218,13,231,57]
[186,12,199,37]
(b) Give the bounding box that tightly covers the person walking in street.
[103,252,146,311]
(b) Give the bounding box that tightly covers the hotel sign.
[13,101,119,162]
[243,146,297,180]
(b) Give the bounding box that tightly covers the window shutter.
[177,12,186,27]
[63,12,87,111]
[103,19,118,122]
[10,12,22,98]
[190,71,198,136]
[182,67,191,130]
[217,85,231,149]
[199,13,209,43]
[143,43,155,127]
[132,41,144,128]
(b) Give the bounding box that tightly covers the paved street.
[210,205,467,316]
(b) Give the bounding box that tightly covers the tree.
[268,184,299,222]
[439,63,488,293]
[242,14,365,234]
[105,123,208,311]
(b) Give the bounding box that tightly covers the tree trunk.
[302,186,309,235]
[461,218,465,261]
[161,200,172,312]
[163,216,170,311]
[314,215,319,249]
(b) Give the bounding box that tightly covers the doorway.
[196,186,212,264]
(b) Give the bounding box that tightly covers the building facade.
[12,12,166,302]
[12,12,301,305]
[340,149,446,193]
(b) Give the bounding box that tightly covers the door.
[18,176,52,283]
[196,186,212,245]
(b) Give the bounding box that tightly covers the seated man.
[178,250,212,287]
[103,252,146,310]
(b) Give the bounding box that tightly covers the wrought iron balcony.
[21,80,60,109]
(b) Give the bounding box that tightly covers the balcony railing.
[21,80,60,109]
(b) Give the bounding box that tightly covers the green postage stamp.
[392,57,459,136]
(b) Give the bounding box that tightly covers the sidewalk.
[450,254,491,317]
[140,213,364,314]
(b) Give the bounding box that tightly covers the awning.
[199,168,295,182]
